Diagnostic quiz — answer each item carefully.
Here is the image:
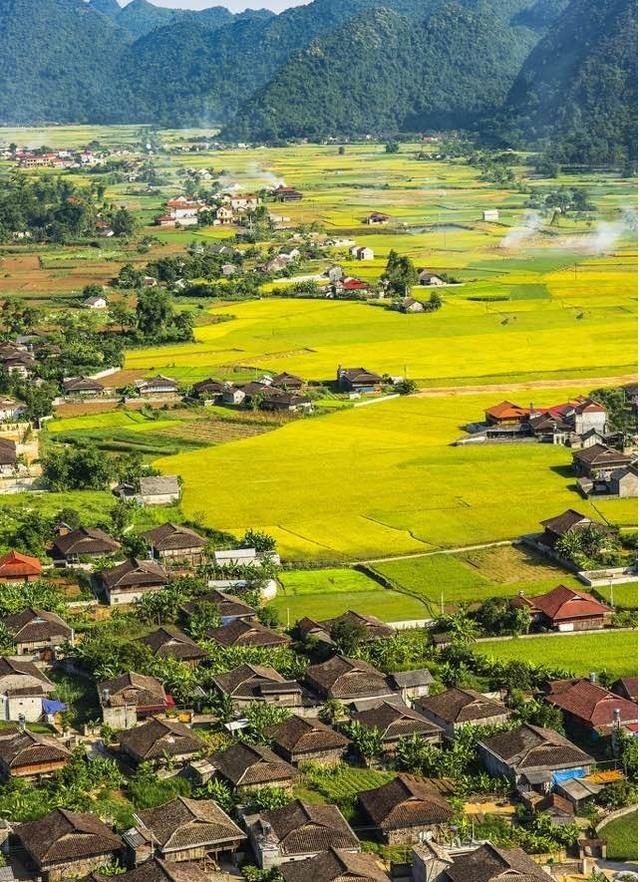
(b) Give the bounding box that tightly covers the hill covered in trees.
[500,0,638,164]
[0,0,636,163]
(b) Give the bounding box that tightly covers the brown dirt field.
[417,374,637,397]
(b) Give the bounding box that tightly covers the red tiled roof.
[0,550,42,578]
[546,680,638,728]
[526,585,611,622]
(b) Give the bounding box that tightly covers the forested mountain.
[0,0,635,163]
[0,0,131,123]
[226,0,545,140]
[502,0,637,163]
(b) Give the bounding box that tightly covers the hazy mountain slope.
[504,0,637,160]
[115,0,181,38]
[0,0,130,123]
[88,0,121,18]
[226,0,544,139]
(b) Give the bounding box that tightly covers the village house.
[0,726,71,781]
[272,185,303,202]
[337,366,383,394]
[512,584,612,632]
[281,848,390,882]
[207,618,290,649]
[62,376,105,398]
[248,799,359,868]
[482,209,500,221]
[192,377,227,402]
[211,663,303,710]
[3,607,73,660]
[389,669,434,704]
[418,270,445,286]
[351,700,442,754]
[572,444,634,480]
[135,375,179,397]
[0,397,26,421]
[128,797,245,864]
[413,841,549,882]
[0,550,42,583]
[305,655,395,703]
[399,297,425,314]
[119,718,203,767]
[260,390,313,414]
[104,857,210,882]
[270,372,305,391]
[365,212,389,225]
[180,589,256,626]
[100,558,170,605]
[142,523,207,566]
[84,294,107,309]
[612,675,638,702]
[484,401,531,426]
[222,385,246,406]
[0,439,17,476]
[139,475,181,506]
[213,546,280,566]
[357,774,453,844]
[308,610,395,645]
[14,809,122,882]
[216,205,234,224]
[139,627,207,666]
[350,246,374,261]
[0,346,34,377]
[544,677,639,738]
[538,509,605,550]
[478,723,593,791]
[268,714,350,766]
[210,742,297,792]
[414,688,510,738]
[52,526,121,564]
[0,657,56,722]
[98,672,173,729]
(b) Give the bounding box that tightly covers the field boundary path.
[362,538,514,565]
[596,803,638,833]
[416,373,637,397]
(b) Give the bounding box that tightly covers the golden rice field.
[155,386,636,561]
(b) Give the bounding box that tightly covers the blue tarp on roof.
[42,699,66,715]
[552,768,588,785]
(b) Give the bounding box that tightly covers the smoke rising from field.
[216,163,285,192]
[500,207,637,254]
[500,211,543,248]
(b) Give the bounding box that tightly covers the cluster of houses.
[459,392,638,499]
[12,148,103,169]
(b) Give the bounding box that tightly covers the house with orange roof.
[484,401,531,426]
[0,550,42,583]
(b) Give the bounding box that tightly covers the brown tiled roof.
[53,527,121,558]
[322,611,394,641]
[212,664,300,700]
[444,843,549,882]
[211,742,296,787]
[270,372,304,389]
[415,688,508,725]
[573,444,632,468]
[305,655,391,699]
[207,619,290,649]
[479,724,593,773]
[545,680,638,728]
[539,509,594,537]
[192,378,226,396]
[537,793,574,817]
[280,848,390,882]
[98,672,166,709]
[268,714,350,756]
[340,368,382,385]
[358,774,452,830]
[0,439,16,466]
[111,857,210,882]
[257,800,358,856]
[4,608,72,644]
[142,523,206,553]
[0,728,71,769]
[101,558,169,591]
[140,627,206,662]
[16,809,121,864]
[0,656,55,695]
[180,590,255,621]
[62,377,104,393]
[613,676,638,702]
[119,718,203,762]
[137,797,244,851]
[353,701,442,742]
